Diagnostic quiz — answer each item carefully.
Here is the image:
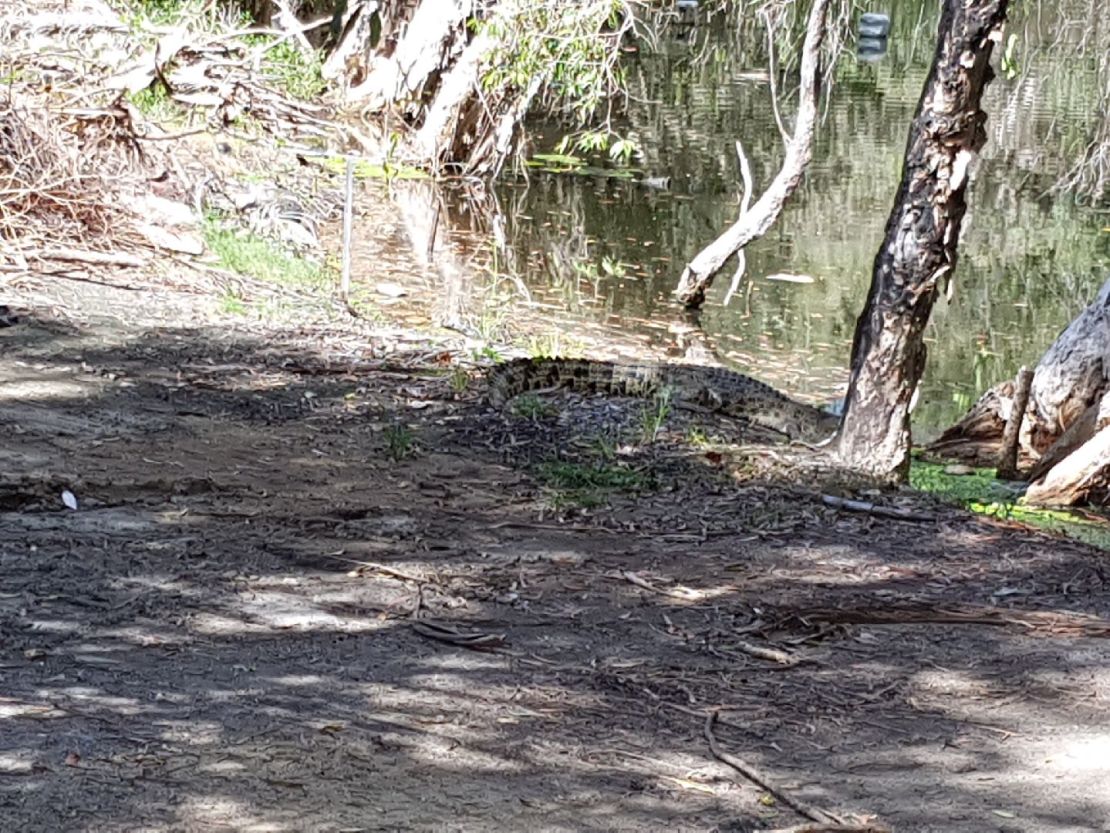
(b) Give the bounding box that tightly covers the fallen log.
[1024,392,1110,505]
[1025,421,1110,507]
[927,275,1110,482]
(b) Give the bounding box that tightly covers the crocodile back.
[487,357,837,443]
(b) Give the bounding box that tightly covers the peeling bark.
[834,0,1010,481]
[345,0,471,108]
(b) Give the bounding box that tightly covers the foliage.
[384,422,417,461]
[910,460,1110,551]
[478,0,634,158]
[127,84,184,123]
[536,459,648,507]
[638,386,672,443]
[122,0,327,102]
[321,156,428,181]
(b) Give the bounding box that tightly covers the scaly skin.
[487,357,838,443]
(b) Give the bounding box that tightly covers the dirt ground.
[3,273,1110,833]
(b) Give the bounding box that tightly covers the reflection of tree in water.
[389,180,524,337]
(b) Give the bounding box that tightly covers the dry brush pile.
[0,0,347,295]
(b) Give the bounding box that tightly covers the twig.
[754,823,890,833]
[704,711,842,826]
[318,552,426,583]
[731,638,799,666]
[820,494,936,522]
[339,155,355,311]
[620,570,700,600]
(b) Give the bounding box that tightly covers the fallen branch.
[412,621,508,652]
[820,494,936,522]
[754,823,890,833]
[704,711,842,826]
[731,638,800,666]
[32,248,147,268]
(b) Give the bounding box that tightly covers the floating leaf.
[765,273,816,284]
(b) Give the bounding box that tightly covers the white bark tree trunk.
[345,0,471,107]
[1027,277,1110,453]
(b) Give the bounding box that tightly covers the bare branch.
[674,0,831,308]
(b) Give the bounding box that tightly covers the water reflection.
[425,0,1109,435]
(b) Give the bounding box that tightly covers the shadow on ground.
[2,312,1109,833]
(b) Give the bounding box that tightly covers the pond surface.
[445,0,1109,435]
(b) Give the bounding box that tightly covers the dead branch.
[754,824,891,833]
[674,0,831,308]
[820,494,936,522]
[704,711,843,826]
[996,366,1033,479]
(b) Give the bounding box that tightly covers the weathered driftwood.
[1027,277,1110,452]
[1027,393,1108,483]
[927,276,1110,484]
[925,379,1014,466]
[1025,394,1110,506]
[673,0,830,308]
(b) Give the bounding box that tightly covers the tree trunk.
[834,0,1009,481]
[1026,277,1110,453]
[343,0,470,108]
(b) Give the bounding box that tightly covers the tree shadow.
[2,311,1109,832]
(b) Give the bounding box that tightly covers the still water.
[452,0,1109,435]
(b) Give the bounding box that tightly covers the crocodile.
[487,357,839,443]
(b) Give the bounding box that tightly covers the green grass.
[385,423,416,461]
[510,394,558,420]
[123,0,327,102]
[127,84,185,124]
[536,460,649,508]
[258,40,325,101]
[218,290,248,315]
[909,461,1020,505]
[204,219,328,289]
[638,386,673,444]
[910,460,1110,550]
[448,367,471,395]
